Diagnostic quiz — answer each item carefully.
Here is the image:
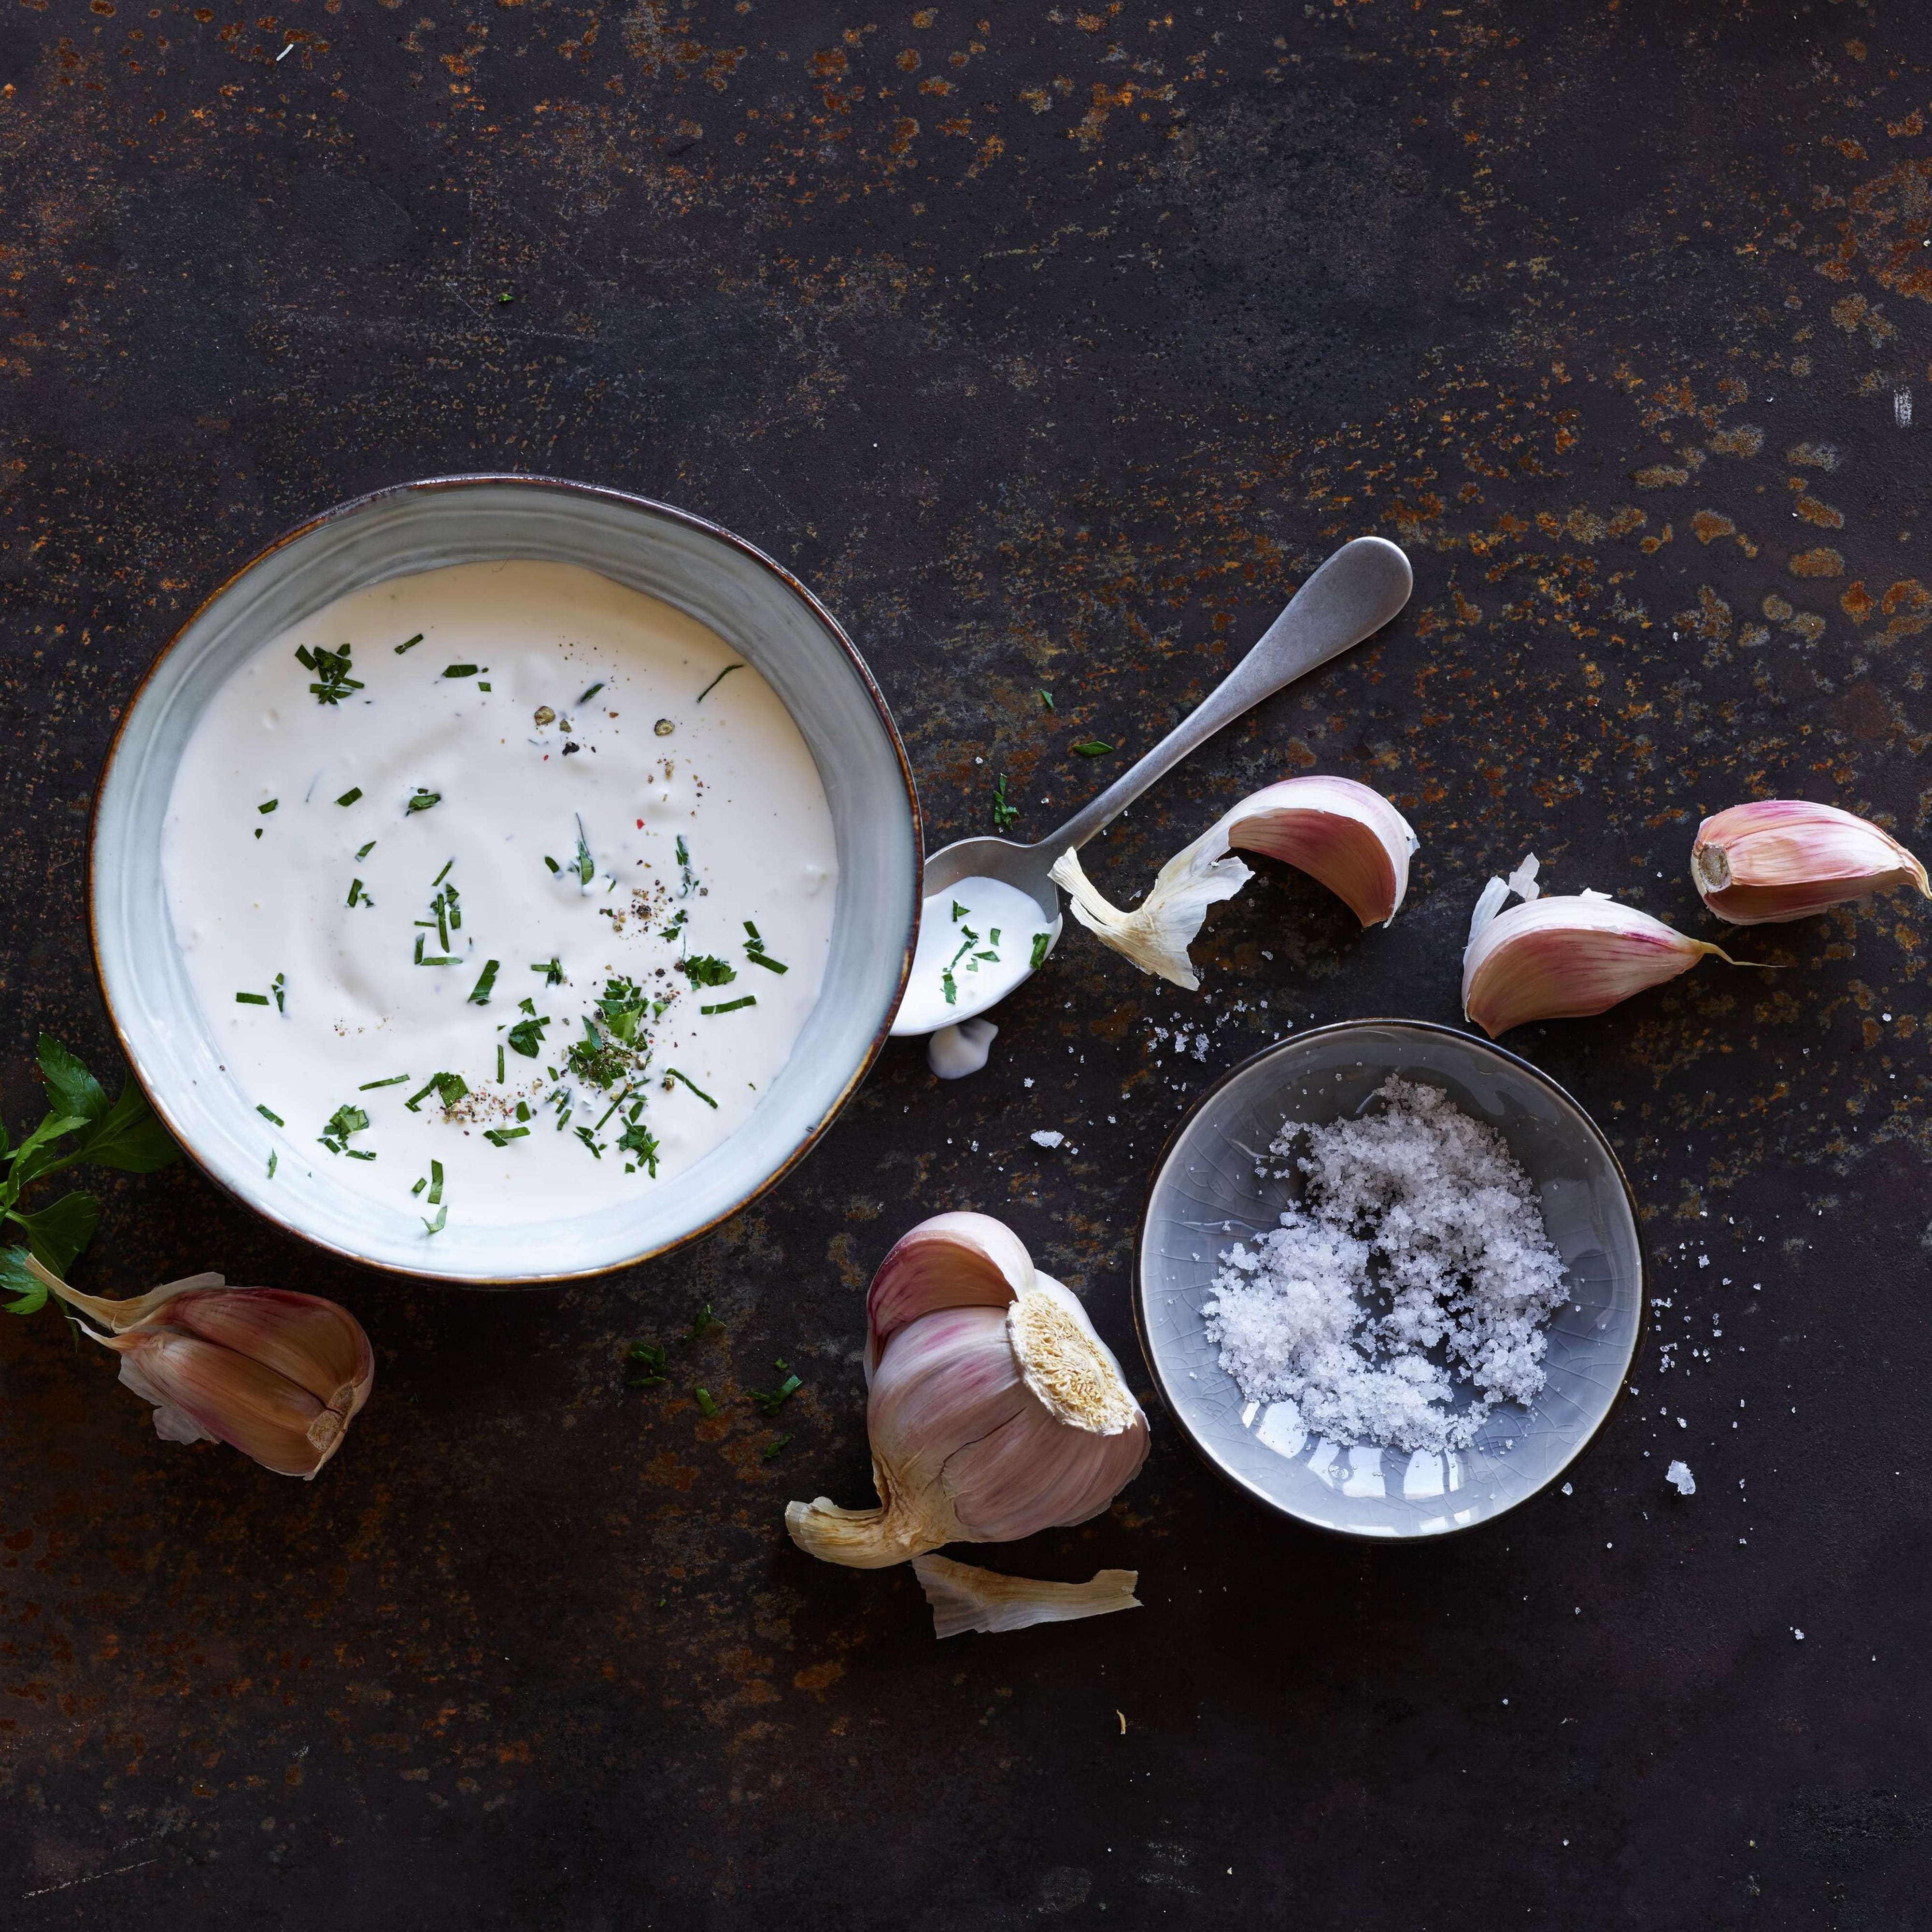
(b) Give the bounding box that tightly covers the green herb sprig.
[0,1037,181,1315]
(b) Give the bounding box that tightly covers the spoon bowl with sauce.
[892,536,1414,1037]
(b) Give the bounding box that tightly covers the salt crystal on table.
[1030,1129,1064,1149]
[1665,1460,1696,1496]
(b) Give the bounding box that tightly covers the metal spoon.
[893,535,1414,1037]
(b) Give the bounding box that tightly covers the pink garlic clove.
[863,1209,1033,1378]
[1223,774,1419,927]
[1691,798,1931,926]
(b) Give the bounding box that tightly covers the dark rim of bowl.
[88,473,923,1290]
[1130,1017,1648,1541]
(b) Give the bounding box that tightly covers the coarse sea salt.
[1204,1075,1568,1454]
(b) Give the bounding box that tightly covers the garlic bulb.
[786,1211,1149,1569]
[1691,798,1931,925]
[26,1259,374,1479]
[1462,852,1747,1038]
[911,1552,1141,1638]
[1049,775,1418,990]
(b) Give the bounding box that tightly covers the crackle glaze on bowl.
[91,477,921,1285]
[1134,1020,1645,1538]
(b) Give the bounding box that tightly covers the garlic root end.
[784,1496,939,1570]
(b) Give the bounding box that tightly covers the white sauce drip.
[895,876,1054,1035]
[162,559,837,1228]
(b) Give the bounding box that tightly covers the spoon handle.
[1031,536,1413,860]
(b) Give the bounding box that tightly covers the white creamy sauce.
[894,876,1055,1035]
[163,559,837,1229]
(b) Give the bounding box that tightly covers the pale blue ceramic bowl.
[1135,1020,1645,1538]
[91,477,921,1285]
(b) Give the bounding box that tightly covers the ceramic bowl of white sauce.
[1135,1021,1645,1538]
[92,477,920,1284]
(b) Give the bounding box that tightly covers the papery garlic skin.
[787,1212,1149,1569]
[911,1553,1141,1639]
[26,1260,374,1479]
[1049,774,1416,991]
[1462,858,1737,1039]
[1692,799,1931,925]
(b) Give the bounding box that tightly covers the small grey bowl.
[91,476,921,1286]
[1134,1020,1645,1539]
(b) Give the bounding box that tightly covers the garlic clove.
[1462,856,1742,1038]
[28,1260,376,1480]
[1049,774,1416,989]
[910,1553,1141,1639]
[864,1209,1033,1377]
[1223,775,1419,927]
[1691,798,1931,925]
[97,1327,345,1478]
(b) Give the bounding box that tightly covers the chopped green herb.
[543,855,561,874]
[749,1367,802,1417]
[236,992,270,1006]
[345,878,366,908]
[578,681,604,704]
[411,1176,426,1197]
[442,664,479,679]
[1039,689,1056,712]
[530,957,564,986]
[506,1013,550,1058]
[496,1044,505,1082]
[422,1203,447,1236]
[405,1073,469,1114]
[467,959,501,1005]
[1030,932,1051,969]
[991,773,1018,831]
[761,1434,793,1461]
[515,1099,531,1122]
[664,1067,717,1108]
[414,933,461,966]
[432,858,454,887]
[258,799,278,815]
[483,1125,529,1147]
[616,1118,661,1176]
[675,836,696,898]
[358,1074,411,1091]
[701,995,756,1015]
[573,814,594,885]
[682,1304,717,1344]
[406,788,441,814]
[336,787,363,807]
[743,922,789,973]
[267,1150,277,1179]
[679,954,737,989]
[694,663,744,703]
[296,641,363,707]
[941,969,957,1005]
[477,682,491,692]
[694,1387,719,1417]
[952,901,968,921]
[272,972,286,1014]
[1072,739,1115,757]
[625,1341,667,1388]
[257,1104,284,1126]
[344,1149,377,1162]
[597,977,650,1045]
[355,840,376,861]
[318,1103,370,1155]
[395,632,425,654]
[427,1158,444,1205]
[573,1125,603,1159]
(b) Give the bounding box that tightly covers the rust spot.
[1789,547,1846,578]
[1691,511,1736,544]
[1841,581,1875,625]
[793,1661,845,1692]
[1707,424,1763,457]
[1632,464,1689,488]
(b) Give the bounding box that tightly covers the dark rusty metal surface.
[2,2,1930,1925]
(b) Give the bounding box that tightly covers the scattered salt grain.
[1665,1459,1696,1496]
[1203,1076,1568,1453]
[1030,1130,1065,1149]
